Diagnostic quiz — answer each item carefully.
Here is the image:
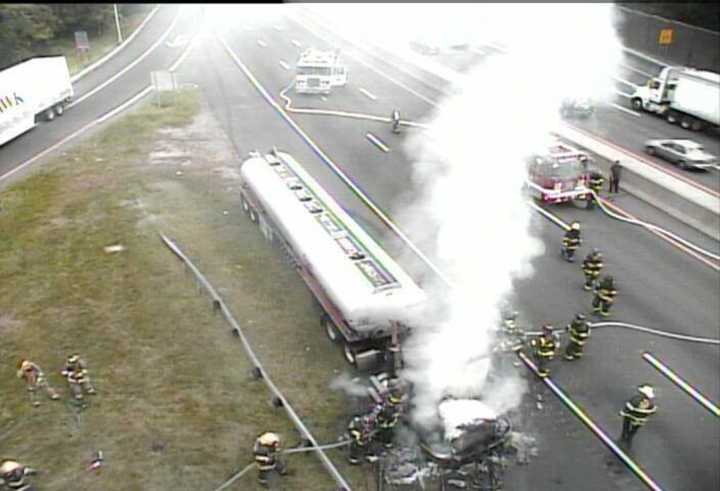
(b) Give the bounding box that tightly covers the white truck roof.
[240,151,427,331]
[297,48,339,67]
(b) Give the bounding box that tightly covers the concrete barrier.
[297,8,720,241]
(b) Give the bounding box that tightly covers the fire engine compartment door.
[331,66,347,86]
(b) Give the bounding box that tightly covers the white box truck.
[0,56,74,147]
[631,66,720,132]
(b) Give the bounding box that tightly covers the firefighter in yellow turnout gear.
[61,354,97,404]
[587,170,605,209]
[0,459,37,491]
[561,222,582,262]
[592,275,617,317]
[582,248,604,291]
[253,432,287,487]
[529,324,558,378]
[16,359,60,407]
[619,384,657,449]
[564,313,591,361]
[347,414,376,465]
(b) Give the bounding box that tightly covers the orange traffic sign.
[659,28,673,45]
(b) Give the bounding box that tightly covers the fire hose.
[589,190,720,262]
[521,321,720,346]
[211,440,352,491]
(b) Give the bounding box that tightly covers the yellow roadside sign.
[659,29,673,45]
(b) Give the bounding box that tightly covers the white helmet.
[259,432,280,447]
[638,384,655,399]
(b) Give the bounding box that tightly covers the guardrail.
[296,8,720,242]
[159,234,352,491]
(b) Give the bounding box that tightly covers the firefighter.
[374,392,401,449]
[16,359,60,407]
[391,109,401,134]
[501,309,520,337]
[592,275,617,317]
[0,459,37,490]
[619,384,657,449]
[253,432,287,487]
[529,324,557,378]
[347,414,376,465]
[582,248,604,291]
[561,222,582,262]
[564,313,591,361]
[61,353,97,403]
[587,169,605,209]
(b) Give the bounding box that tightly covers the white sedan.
[644,139,718,171]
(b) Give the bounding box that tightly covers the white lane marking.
[70,6,161,83]
[359,88,377,101]
[613,76,637,88]
[1,37,196,184]
[611,103,641,117]
[621,63,653,78]
[68,9,182,109]
[622,47,667,68]
[528,202,569,230]
[615,90,632,98]
[366,132,390,152]
[291,39,301,48]
[257,39,267,47]
[279,60,290,70]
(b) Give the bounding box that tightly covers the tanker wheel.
[44,107,56,121]
[343,342,358,367]
[241,197,250,214]
[54,104,65,116]
[680,117,692,129]
[323,315,340,343]
[249,208,257,223]
[690,119,705,131]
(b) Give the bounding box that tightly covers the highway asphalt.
[182,14,718,490]
[1,6,717,490]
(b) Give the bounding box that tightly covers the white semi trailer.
[239,149,427,370]
[631,66,720,132]
[0,56,74,147]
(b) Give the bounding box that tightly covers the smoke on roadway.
[308,4,624,430]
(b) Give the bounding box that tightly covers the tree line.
[0,4,151,69]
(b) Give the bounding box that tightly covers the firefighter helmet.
[67,354,79,365]
[18,360,32,371]
[638,384,655,399]
[258,432,280,447]
[0,459,21,475]
[575,313,586,322]
[570,221,580,231]
[542,324,553,334]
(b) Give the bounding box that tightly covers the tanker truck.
[0,56,73,147]
[630,66,720,132]
[239,149,427,370]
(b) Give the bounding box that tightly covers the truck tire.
[343,342,358,367]
[54,104,65,117]
[241,197,250,214]
[680,116,692,129]
[666,111,678,125]
[323,315,340,343]
[631,98,643,111]
[249,208,257,223]
[677,160,688,170]
[646,146,656,156]
[44,107,56,121]
[690,119,705,132]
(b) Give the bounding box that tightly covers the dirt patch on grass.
[0,89,370,490]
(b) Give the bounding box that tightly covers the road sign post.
[151,71,178,108]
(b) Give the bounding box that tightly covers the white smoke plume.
[307,4,623,428]
[329,372,371,398]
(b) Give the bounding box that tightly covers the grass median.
[0,88,369,490]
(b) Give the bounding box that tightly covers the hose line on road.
[524,320,719,346]
[279,83,429,130]
[590,190,720,262]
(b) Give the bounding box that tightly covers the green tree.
[0,4,59,67]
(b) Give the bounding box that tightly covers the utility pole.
[113,4,123,44]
